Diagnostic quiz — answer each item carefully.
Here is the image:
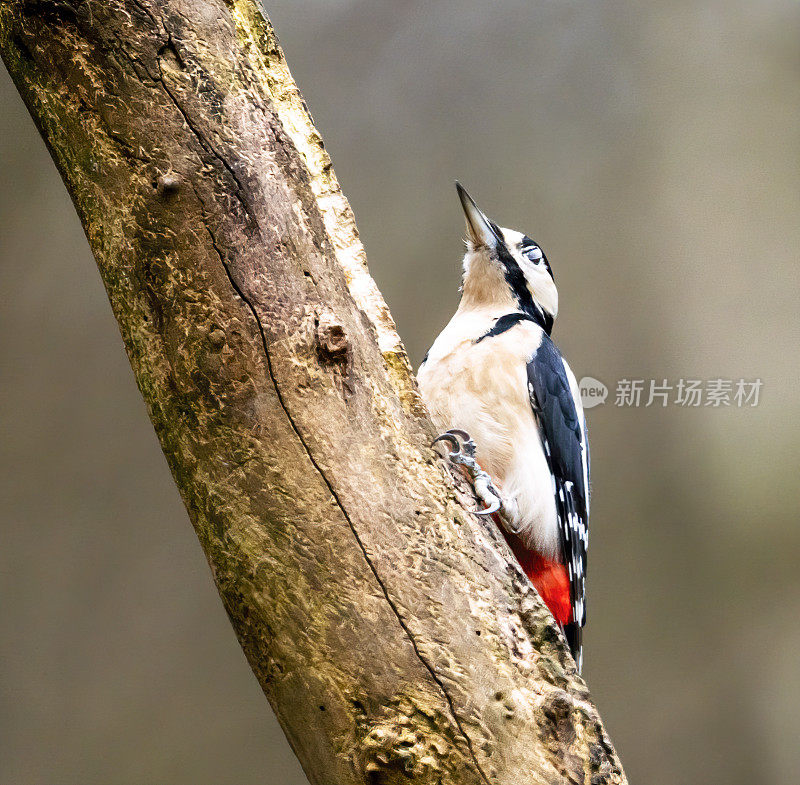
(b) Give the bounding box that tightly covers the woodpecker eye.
[523,245,543,263]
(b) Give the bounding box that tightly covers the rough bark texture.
[0,2,627,783]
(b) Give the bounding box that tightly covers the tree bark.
[0,2,627,783]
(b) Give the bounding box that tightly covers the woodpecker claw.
[472,494,501,517]
[431,429,475,457]
[432,429,503,516]
[431,432,461,456]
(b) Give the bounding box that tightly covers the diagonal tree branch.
[0,2,627,783]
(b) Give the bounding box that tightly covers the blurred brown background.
[1,1,798,783]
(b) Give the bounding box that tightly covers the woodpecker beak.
[456,182,499,249]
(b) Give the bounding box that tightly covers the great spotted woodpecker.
[418,183,590,672]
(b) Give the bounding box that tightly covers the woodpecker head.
[456,182,557,334]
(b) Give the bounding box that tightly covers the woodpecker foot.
[432,429,503,516]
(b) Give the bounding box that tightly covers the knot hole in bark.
[315,310,349,364]
[156,173,181,198]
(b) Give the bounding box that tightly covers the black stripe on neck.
[475,310,551,343]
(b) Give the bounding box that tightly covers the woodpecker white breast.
[418,183,590,672]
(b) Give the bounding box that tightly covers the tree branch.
[0,2,627,782]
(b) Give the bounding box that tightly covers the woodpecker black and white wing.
[526,336,589,669]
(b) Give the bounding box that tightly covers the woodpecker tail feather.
[564,622,583,674]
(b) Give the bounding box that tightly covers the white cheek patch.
[526,268,558,318]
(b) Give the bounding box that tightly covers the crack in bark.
[154,40,258,226]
